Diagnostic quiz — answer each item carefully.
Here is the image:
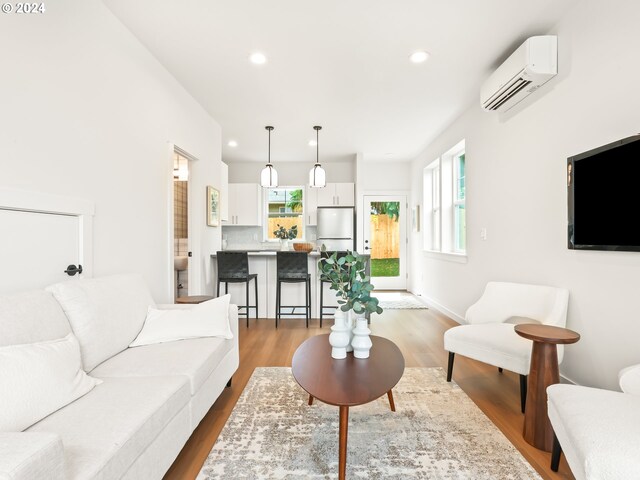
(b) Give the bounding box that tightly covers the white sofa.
[0,274,239,480]
[547,364,640,480]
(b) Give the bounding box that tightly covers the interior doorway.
[363,195,407,290]
[173,151,190,301]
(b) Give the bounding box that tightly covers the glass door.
[363,195,407,290]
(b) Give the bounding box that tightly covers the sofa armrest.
[619,363,640,395]
[228,304,239,344]
[155,303,196,311]
[0,432,65,480]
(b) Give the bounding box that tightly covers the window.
[265,187,304,240]
[423,140,466,255]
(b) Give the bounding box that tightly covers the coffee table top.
[514,324,580,344]
[291,334,405,407]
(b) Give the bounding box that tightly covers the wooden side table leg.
[387,390,396,412]
[523,342,559,452]
[339,405,349,480]
[308,394,314,405]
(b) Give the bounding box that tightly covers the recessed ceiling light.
[249,52,267,65]
[308,140,317,147]
[409,50,430,64]
[228,140,238,147]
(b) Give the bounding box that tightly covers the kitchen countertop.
[211,250,321,257]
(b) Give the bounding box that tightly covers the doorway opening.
[363,195,407,290]
[173,151,190,301]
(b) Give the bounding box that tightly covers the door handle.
[64,264,83,276]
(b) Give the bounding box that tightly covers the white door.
[0,209,83,293]
[0,189,93,294]
[363,195,407,290]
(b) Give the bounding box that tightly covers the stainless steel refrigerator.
[316,206,355,251]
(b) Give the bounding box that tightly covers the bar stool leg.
[245,279,250,328]
[254,276,258,319]
[275,280,280,329]
[216,280,220,298]
[305,278,309,328]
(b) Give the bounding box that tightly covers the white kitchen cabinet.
[226,183,262,225]
[305,186,319,226]
[220,162,229,222]
[315,183,355,207]
[306,183,354,226]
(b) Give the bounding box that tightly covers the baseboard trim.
[419,295,465,324]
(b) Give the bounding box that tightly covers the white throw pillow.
[130,294,232,347]
[46,274,156,371]
[0,334,102,432]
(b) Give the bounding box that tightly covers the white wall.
[409,0,640,390]
[0,0,223,302]
[227,160,355,184]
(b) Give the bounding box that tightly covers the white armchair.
[548,364,640,479]
[443,281,569,412]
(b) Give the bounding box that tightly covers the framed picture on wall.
[207,186,220,227]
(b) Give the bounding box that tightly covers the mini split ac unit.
[481,35,557,113]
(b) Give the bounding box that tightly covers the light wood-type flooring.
[165,301,574,480]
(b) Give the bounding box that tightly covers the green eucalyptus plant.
[318,247,383,315]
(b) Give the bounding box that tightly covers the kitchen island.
[211,251,328,320]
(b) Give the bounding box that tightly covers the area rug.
[378,296,428,309]
[198,367,540,479]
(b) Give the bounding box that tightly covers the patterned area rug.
[198,367,540,479]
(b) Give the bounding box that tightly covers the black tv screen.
[568,134,640,251]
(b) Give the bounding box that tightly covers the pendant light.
[309,125,326,188]
[260,126,278,188]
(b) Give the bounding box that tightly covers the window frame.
[263,186,306,242]
[423,140,466,257]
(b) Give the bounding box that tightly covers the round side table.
[515,324,580,452]
[176,295,214,304]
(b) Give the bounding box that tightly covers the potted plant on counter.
[273,224,298,251]
[318,248,383,359]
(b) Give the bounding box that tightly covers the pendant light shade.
[309,125,326,188]
[260,126,278,188]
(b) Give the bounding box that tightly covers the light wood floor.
[165,304,574,480]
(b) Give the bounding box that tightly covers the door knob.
[64,264,83,276]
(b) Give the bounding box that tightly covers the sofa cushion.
[0,290,71,347]
[0,333,101,432]
[0,432,65,480]
[91,337,233,395]
[444,323,539,375]
[618,363,640,396]
[547,384,640,480]
[46,274,155,371]
[27,376,190,480]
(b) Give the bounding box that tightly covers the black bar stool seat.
[276,252,311,328]
[216,251,258,327]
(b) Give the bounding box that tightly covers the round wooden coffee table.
[515,324,580,452]
[292,334,404,480]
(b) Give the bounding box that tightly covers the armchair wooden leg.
[446,352,455,382]
[308,395,314,405]
[551,432,562,472]
[520,374,527,414]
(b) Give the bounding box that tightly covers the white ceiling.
[103,0,576,163]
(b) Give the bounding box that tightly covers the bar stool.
[319,251,349,327]
[216,251,258,328]
[275,252,311,329]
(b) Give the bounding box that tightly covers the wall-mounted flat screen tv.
[568,134,640,251]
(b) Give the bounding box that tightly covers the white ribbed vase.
[329,310,350,359]
[351,315,372,359]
